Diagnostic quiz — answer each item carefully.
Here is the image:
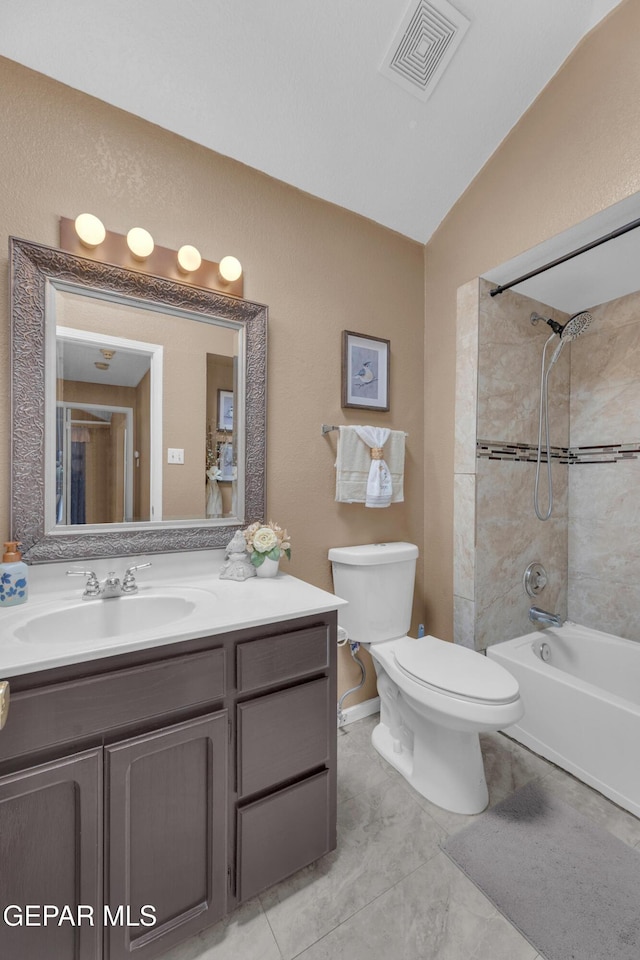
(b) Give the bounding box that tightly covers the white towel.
[335,425,405,507]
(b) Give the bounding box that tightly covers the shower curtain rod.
[489,214,640,297]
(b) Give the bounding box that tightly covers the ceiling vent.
[380,0,470,102]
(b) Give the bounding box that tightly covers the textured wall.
[425,0,640,642]
[0,56,424,704]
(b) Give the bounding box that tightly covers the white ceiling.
[58,338,150,389]
[0,0,625,243]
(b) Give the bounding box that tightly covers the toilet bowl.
[329,542,523,814]
[367,634,522,814]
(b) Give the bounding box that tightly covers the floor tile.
[386,730,555,835]
[337,721,391,803]
[159,898,282,960]
[260,776,445,959]
[294,852,538,960]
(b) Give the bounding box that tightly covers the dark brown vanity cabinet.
[0,748,103,960]
[0,612,337,960]
[104,712,229,960]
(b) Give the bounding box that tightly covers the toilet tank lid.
[328,542,419,565]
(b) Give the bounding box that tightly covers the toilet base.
[371,715,489,815]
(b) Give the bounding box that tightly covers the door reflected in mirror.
[53,289,240,527]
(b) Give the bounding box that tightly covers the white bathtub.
[487,622,640,818]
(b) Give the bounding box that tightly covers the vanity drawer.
[0,647,226,762]
[236,624,330,693]
[236,770,331,901]
[236,678,330,798]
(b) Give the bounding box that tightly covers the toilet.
[329,542,523,814]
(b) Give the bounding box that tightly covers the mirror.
[10,238,267,562]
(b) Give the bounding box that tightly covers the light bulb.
[177,244,202,274]
[127,227,154,260]
[218,255,242,283]
[74,213,106,249]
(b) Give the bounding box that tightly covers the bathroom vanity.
[0,569,343,960]
[2,238,344,959]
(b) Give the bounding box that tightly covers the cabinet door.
[237,677,330,798]
[237,770,331,901]
[0,748,102,960]
[104,711,228,960]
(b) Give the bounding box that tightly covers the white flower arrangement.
[243,520,292,568]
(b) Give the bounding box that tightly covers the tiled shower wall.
[455,279,640,650]
[568,290,640,641]
[454,279,569,650]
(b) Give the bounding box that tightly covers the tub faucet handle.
[524,562,548,597]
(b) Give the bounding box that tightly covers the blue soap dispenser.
[0,541,28,606]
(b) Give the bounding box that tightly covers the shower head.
[548,311,593,368]
[560,311,593,341]
[530,310,593,341]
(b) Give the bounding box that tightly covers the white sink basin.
[14,592,202,645]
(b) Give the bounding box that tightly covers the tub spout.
[529,605,563,628]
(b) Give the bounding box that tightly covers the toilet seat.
[393,635,520,705]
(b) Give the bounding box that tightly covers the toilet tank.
[328,542,418,644]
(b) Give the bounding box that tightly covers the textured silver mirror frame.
[10,237,267,562]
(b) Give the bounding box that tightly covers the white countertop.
[0,550,347,677]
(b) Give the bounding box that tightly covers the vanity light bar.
[60,216,244,297]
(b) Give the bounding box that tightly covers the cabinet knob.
[0,680,9,730]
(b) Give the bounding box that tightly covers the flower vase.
[256,556,280,578]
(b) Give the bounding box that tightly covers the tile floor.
[165,715,640,960]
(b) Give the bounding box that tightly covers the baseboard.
[340,696,380,725]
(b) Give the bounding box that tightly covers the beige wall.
[0,55,424,704]
[424,0,640,641]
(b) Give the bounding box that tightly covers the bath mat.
[442,780,640,960]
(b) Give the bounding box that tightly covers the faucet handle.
[122,561,152,594]
[66,569,101,596]
[124,562,152,575]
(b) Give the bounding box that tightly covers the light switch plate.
[167,448,184,464]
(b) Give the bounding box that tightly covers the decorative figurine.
[219,530,256,581]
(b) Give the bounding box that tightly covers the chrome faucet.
[529,605,563,628]
[121,563,153,594]
[66,562,152,600]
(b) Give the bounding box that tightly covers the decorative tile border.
[477,440,640,465]
[476,441,570,463]
[569,443,640,464]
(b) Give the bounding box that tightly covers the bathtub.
[487,622,640,818]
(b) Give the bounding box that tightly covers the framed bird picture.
[341,330,390,411]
